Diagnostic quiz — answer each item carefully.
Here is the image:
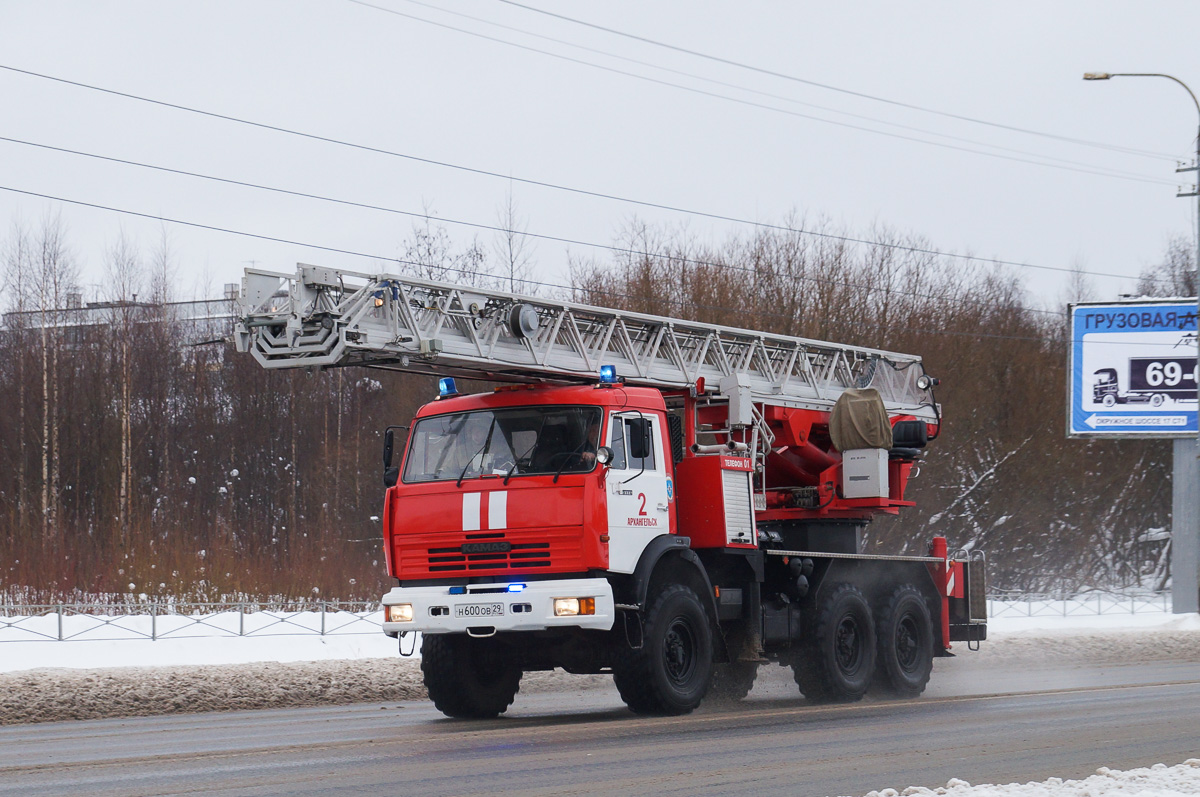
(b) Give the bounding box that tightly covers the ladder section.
[234,264,936,419]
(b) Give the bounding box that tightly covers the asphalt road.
[3,657,1199,797]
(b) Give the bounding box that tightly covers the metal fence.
[987,590,1172,618]
[0,601,383,643]
[0,590,1177,643]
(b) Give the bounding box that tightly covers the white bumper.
[381,577,615,636]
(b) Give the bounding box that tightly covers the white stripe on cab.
[463,492,481,531]
[489,491,508,530]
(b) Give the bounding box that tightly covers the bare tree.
[1137,234,1195,297]
[493,187,535,294]
[32,213,77,538]
[148,224,177,306]
[402,206,495,287]
[104,230,142,546]
[1061,253,1096,306]
[2,221,33,534]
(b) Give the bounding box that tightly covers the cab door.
[605,412,672,573]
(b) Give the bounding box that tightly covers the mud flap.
[621,608,644,651]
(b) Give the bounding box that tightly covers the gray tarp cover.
[829,388,893,452]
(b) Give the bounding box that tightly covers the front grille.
[427,534,552,572]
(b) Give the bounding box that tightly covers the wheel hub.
[895,615,921,671]
[663,617,696,684]
[834,616,863,674]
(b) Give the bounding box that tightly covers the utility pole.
[1084,72,1200,614]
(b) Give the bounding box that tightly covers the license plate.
[455,603,504,618]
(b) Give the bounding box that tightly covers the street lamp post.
[1084,71,1200,614]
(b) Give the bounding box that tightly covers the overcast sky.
[2,1,1199,308]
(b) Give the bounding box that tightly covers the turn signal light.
[553,597,596,617]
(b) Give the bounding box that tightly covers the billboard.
[1068,300,1198,438]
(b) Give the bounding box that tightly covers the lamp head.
[1083,72,1112,81]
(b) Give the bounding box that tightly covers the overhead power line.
[0,63,1158,287]
[0,134,1157,295]
[0,182,1070,335]
[9,182,1191,349]
[339,1,1173,186]
[350,0,1172,182]
[494,0,1180,162]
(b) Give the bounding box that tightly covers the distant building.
[3,291,238,348]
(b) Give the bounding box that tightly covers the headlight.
[553,597,596,617]
[387,603,414,622]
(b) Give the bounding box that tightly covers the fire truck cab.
[379,372,985,719]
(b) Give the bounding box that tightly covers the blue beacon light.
[599,365,618,384]
[438,377,458,397]
[507,583,527,593]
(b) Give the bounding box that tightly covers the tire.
[613,584,713,715]
[1151,394,1165,407]
[790,583,876,703]
[874,584,934,698]
[1101,394,1116,408]
[709,660,759,702]
[421,634,522,719]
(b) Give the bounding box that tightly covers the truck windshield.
[402,406,603,484]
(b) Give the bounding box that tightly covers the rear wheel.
[874,584,934,698]
[613,584,713,715]
[709,660,759,701]
[421,634,522,719]
[790,583,875,703]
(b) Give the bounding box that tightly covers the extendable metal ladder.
[234,263,936,421]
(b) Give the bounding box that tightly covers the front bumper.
[381,577,615,636]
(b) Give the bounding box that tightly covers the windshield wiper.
[552,452,575,484]
[457,419,497,488]
[553,439,591,484]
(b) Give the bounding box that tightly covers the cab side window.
[609,415,627,470]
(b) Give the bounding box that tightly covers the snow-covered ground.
[849,760,1200,797]
[0,608,400,672]
[2,603,1196,673]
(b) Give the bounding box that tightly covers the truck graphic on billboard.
[1093,352,1198,408]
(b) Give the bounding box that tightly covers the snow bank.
[849,759,1200,797]
[0,659,604,725]
[0,658,424,724]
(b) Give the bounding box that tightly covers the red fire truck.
[237,264,987,718]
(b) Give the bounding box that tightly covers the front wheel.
[1151,393,1165,407]
[421,634,522,719]
[1101,394,1116,408]
[790,583,876,703]
[613,584,713,715]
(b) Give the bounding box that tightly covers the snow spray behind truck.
[236,264,987,718]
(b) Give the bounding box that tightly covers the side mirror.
[596,446,614,466]
[383,466,400,488]
[628,418,651,460]
[383,425,408,469]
